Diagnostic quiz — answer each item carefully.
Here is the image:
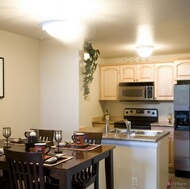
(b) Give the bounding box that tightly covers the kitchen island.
[98,129,170,189]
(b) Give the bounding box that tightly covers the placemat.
[44,156,73,167]
[58,144,102,151]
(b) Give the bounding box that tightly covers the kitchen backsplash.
[100,101,173,122]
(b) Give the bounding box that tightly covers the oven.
[114,108,158,130]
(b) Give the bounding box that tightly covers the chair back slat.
[83,132,102,144]
[39,129,55,141]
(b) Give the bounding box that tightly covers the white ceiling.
[0,0,190,59]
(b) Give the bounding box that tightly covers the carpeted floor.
[168,173,190,189]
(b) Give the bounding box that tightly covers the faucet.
[124,119,131,134]
[104,115,110,133]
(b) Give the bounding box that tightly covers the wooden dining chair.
[72,132,103,189]
[4,149,59,189]
[39,129,55,142]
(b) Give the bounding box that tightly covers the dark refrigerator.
[174,84,190,178]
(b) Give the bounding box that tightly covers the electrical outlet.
[132,177,138,187]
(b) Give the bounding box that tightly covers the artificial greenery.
[83,41,100,99]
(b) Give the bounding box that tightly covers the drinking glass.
[3,127,11,148]
[54,130,62,153]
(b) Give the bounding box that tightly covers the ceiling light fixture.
[39,19,81,42]
[136,45,154,58]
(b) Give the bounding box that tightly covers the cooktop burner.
[114,108,158,130]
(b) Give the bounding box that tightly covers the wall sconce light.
[84,52,90,60]
[136,45,154,57]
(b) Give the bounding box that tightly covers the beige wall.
[40,39,80,140]
[0,30,103,141]
[0,30,40,138]
[79,57,105,127]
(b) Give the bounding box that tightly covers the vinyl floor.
[168,173,190,189]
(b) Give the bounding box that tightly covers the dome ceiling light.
[39,19,82,42]
[136,45,154,58]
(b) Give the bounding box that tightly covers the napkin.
[0,148,4,155]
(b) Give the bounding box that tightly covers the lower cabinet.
[152,126,174,172]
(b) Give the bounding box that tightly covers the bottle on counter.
[104,114,110,133]
[104,108,110,120]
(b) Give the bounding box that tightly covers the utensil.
[3,127,11,148]
[54,130,62,153]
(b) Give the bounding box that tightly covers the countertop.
[102,129,170,143]
[151,121,174,127]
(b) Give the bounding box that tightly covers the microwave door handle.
[144,87,147,98]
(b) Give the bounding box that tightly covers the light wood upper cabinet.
[174,59,190,80]
[120,65,136,82]
[154,63,176,100]
[137,64,154,81]
[100,66,119,100]
[120,64,154,82]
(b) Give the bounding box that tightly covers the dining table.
[0,139,115,189]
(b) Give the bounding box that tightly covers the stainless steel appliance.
[114,108,158,130]
[174,84,190,178]
[119,82,154,101]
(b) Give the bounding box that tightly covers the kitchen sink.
[110,129,163,137]
[109,129,134,134]
[131,130,163,136]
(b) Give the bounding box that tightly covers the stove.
[114,108,158,130]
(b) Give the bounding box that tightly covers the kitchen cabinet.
[152,126,174,172]
[101,133,169,189]
[174,59,190,80]
[100,66,119,100]
[120,64,154,82]
[154,63,176,100]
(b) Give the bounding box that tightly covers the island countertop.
[102,129,170,144]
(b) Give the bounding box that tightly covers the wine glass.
[54,130,62,153]
[3,127,11,148]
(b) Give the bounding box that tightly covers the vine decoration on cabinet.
[83,41,100,99]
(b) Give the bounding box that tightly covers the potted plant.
[83,41,100,99]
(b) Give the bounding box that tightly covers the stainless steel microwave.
[119,83,154,101]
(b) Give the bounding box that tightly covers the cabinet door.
[155,63,175,100]
[120,65,136,82]
[174,60,190,80]
[137,64,154,81]
[100,66,119,100]
[120,64,154,82]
